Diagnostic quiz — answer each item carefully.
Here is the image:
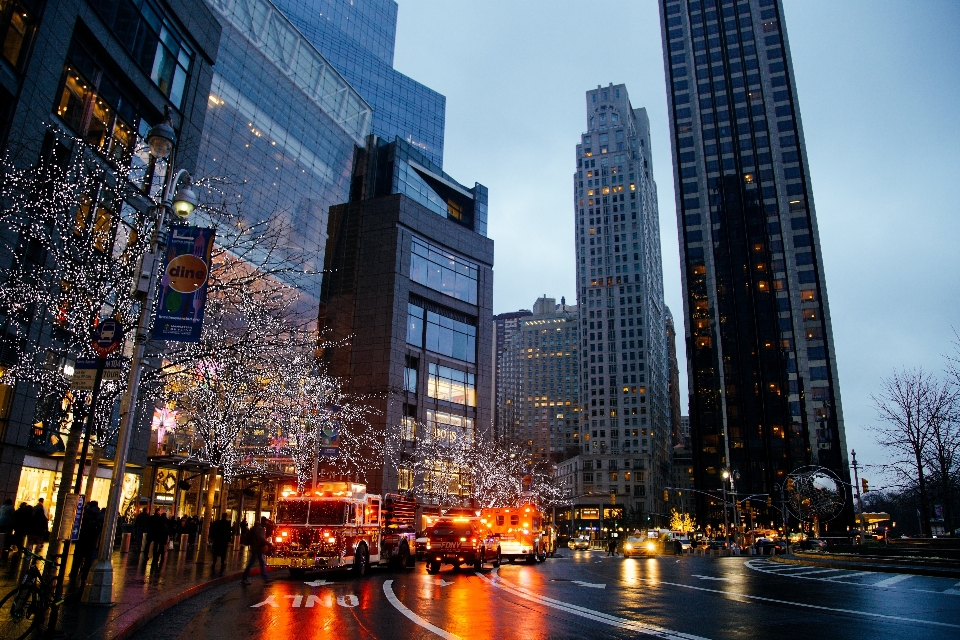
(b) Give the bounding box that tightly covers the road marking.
[691,575,730,581]
[636,577,960,629]
[383,579,462,640]
[780,569,844,577]
[337,595,359,608]
[872,574,912,588]
[572,580,606,589]
[304,579,332,587]
[822,571,873,581]
[476,572,708,639]
[250,595,278,608]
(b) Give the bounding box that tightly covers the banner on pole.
[151,226,215,342]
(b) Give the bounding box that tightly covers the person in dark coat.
[12,502,32,553]
[240,518,270,584]
[0,498,13,555]
[28,498,49,550]
[70,501,102,584]
[209,513,232,573]
[134,508,150,549]
[149,510,170,567]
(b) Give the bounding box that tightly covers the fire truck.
[480,505,548,564]
[267,482,417,577]
[424,516,500,574]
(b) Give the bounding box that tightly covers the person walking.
[12,502,31,554]
[149,510,170,568]
[607,537,617,557]
[0,498,13,556]
[241,517,271,584]
[134,508,150,550]
[28,498,49,551]
[70,501,103,587]
[209,513,232,573]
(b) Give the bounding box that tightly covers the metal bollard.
[121,532,132,553]
[180,533,190,551]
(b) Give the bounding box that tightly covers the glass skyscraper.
[571,84,671,524]
[658,0,852,527]
[272,0,446,167]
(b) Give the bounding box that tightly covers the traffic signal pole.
[851,449,865,532]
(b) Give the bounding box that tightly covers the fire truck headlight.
[426,543,431,550]
[460,537,467,542]
[275,536,283,543]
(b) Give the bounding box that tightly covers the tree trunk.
[196,467,218,564]
[915,448,931,536]
[44,409,85,580]
[83,445,102,504]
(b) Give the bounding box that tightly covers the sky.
[391,0,960,481]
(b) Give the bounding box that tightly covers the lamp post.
[721,470,730,549]
[84,116,196,604]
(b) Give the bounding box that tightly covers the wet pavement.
[128,549,960,639]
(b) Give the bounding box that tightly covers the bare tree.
[872,368,952,536]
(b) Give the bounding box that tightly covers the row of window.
[406,303,476,363]
[410,237,478,305]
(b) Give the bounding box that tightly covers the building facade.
[499,297,578,462]
[318,136,493,497]
[559,83,672,534]
[0,0,220,511]
[665,306,683,447]
[658,0,851,527]
[270,0,446,167]
[492,309,531,439]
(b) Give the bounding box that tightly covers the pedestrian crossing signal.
[766,496,772,508]
[663,490,669,502]
[861,478,869,493]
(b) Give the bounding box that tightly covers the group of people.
[0,497,50,555]
[136,508,243,574]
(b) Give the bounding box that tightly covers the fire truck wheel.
[393,543,410,571]
[354,543,369,577]
[526,552,537,565]
[406,547,416,568]
[473,551,484,571]
[428,560,441,574]
[493,548,502,567]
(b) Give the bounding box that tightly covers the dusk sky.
[392,0,960,481]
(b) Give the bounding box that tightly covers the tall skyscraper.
[492,309,532,438]
[665,306,683,447]
[658,0,851,527]
[499,297,579,462]
[561,84,671,529]
[271,0,446,166]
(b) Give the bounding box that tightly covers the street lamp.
[721,470,730,549]
[85,115,195,605]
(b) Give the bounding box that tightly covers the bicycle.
[0,549,63,640]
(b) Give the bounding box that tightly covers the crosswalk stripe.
[872,574,912,588]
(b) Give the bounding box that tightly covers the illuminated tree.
[669,509,695,534]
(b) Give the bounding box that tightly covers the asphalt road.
[130,550,960,640]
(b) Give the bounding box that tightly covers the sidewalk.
[0,543,269,640]
[770,551,960,579]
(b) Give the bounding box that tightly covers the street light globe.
[721,470,730,480]
[146,120,176,159]
[172,186,199,218]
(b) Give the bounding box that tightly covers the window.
[87,0,193,108]
[55,40,139,166]
[0,0,36,70]
[410,237,478,304]
[403,366,417,393]
[398,468,413,491]
[426,311,476,363]
[406,304,424,347]
[426,409,474,446]
[428,363,476,406]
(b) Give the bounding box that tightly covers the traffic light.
[862,478,869,493]
[766,496,773,508]
[663,490,670,502]
[786,478,795,493]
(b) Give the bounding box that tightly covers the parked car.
[756,538,787,555]
[677,536,692,552]
[623,536,657,557]
[801,538,826,551]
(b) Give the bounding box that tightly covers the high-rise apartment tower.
[658,0,851,527]
[568,83,671,525]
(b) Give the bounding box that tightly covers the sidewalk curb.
[769,554,960,579]
[97,565,278,640]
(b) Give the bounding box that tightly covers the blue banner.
[151,226,215,342]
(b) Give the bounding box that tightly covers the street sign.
[70,494,85,541]
[92,318,124,358]
[70,358,125,389]
[59,493,84,541]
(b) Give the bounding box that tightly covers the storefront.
[14,454,119,523]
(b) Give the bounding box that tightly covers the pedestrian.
[0,498,13,555]
[149,510,170,567]
[70,501,102,586]
[28,498,49,551]
[210,513,232,573]
[241,517,271,584]
[239,519,249,546]
[607,537,617,556]
[12,502,31,554]
[134,508,150,549]
[674,538,683,556]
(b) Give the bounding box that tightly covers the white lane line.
[872,574,913,588]
[822,571,874,581]
[382,579,462,640]
[635,577,960,630]
[475,572,708,640]
[781,569,845,577]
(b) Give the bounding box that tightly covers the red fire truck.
[267,481,417,577]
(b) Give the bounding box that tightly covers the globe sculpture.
[786,466,845,523]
